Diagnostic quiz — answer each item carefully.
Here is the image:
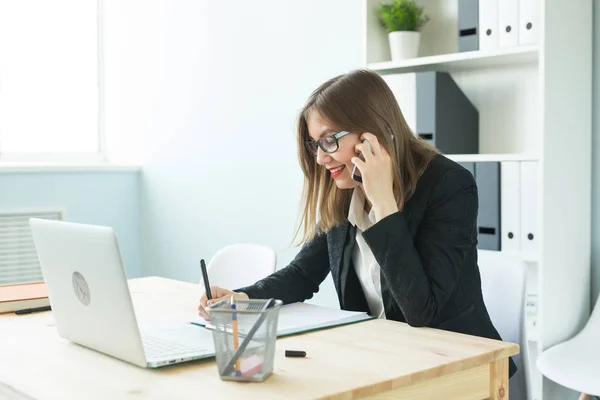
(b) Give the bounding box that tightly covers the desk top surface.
[0,277,518,400]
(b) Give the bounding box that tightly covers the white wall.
[102,0,148,165]
[104,0,362,308]
[592,0,600,309]
[0,170,141,278]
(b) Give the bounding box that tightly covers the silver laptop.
[29,218,215,368]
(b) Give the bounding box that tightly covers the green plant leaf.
[378,0,430,32]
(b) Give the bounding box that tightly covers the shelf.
[367,45,539,75]
[445,153,540,163]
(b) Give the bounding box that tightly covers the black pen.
[285,350,307,358]
[15,305,51,315]
[200,259,212,301]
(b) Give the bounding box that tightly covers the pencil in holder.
[207,297,281,382]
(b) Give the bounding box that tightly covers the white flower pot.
[388,31,421,61]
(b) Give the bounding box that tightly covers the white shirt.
[347,188,386,319]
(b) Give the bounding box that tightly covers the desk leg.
[489,358,508,399]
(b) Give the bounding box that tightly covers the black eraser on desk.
[285,350,306,358]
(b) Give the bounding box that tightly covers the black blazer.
[237,154,516,377]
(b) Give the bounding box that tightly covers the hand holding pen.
[198,259,248,320]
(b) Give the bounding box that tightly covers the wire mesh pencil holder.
[207,298,282,382]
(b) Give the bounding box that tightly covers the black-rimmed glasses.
[305,130,350,156]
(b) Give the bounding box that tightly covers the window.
[0,0,102,161]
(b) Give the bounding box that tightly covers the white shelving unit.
[362,1,592,400]
[367,45,539,75]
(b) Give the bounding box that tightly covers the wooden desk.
[0,277,518,400]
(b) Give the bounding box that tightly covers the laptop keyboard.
[141,332,209,358]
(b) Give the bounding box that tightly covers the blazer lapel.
[327,221,350,297]
[338,224,356,302]
[328,222,370,313]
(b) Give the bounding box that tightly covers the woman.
[198,69,516,377]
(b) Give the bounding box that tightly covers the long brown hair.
[294,69,438,244]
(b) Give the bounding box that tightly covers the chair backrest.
[578,291,600,340]
[477,250,530,400]
[201,243,277,291]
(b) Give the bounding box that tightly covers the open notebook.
[192,302,374,337]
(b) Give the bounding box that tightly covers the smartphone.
[351,140,372,183]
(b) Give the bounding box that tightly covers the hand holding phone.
[351,139,372,183]
[348,133,398,222]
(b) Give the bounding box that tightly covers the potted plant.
[379,0,430,61]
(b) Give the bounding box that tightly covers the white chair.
[201,243,277,291]
[536,296,600,400]
[477,250,530,400]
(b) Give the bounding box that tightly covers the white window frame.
[0,0,106,165]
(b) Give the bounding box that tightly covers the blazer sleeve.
[234,231,330,304]
[362,167,478,327]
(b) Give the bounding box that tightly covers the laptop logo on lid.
[72,272,91,306]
